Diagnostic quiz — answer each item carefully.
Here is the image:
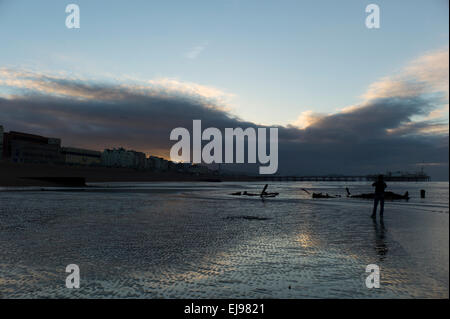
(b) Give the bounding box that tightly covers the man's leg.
[372,197,379,218]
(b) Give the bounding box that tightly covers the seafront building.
[0,125,212,174]
[148,156,169,171]
[0,127,102,167]
[189,164,211,175]
[101,148,147,169]
[2,131,63,164]
[61,147,102,166]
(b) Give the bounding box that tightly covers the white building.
[101,148,146,169]
[61,146,101,166]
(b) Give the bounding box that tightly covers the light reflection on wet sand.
[0,182,448,298]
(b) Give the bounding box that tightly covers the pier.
[255,174,430,182]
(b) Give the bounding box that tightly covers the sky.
[0,0,449,179]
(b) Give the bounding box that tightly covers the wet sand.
[0,182,448,298]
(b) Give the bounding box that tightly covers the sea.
[0,181,448,298]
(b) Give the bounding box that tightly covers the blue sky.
[0,0,448,125]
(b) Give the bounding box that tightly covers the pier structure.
[256,174,430,182]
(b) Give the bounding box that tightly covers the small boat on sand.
[345,188,409,200]
[230,191,279,197]
[312,193,340,199]
[230,184,279,198]
[302,188,340,199]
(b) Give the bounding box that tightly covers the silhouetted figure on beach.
[371,175,387,219]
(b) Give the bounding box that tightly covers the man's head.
[378,174,384,181]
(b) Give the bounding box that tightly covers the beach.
[0,181,448,298]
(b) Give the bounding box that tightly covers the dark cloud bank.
[0,78,448,180]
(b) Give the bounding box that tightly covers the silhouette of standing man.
[371,175,387,219]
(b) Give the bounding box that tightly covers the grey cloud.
[0,76,448,180]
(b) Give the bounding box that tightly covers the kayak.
[230,191,279,197]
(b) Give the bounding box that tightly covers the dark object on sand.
[259,184,279,197]
[21,177,86,187]
[346,188,409,200]
[382,191,410,200]
[260,184,269,196]
[229,191,259,196]
[243,191,260,196]
[224,216,270,221]
[301,188,340,199]
[420,189,426,198]
[235,190,279,197]
[260,192,279,198]
[230,184,279,198]
[312,192,339,199]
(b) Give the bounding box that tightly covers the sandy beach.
[0,181,447,298]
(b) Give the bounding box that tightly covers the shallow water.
[0,181,448,298]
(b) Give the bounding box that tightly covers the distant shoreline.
[0,161,258,186]
[0,162,442,187]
